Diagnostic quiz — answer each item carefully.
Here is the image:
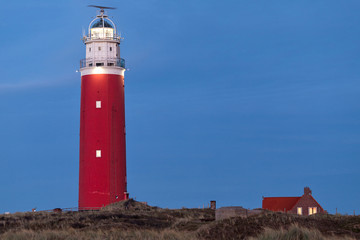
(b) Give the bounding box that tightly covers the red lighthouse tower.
[79,7,128,210]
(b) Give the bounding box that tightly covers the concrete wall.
[216,207,263,221]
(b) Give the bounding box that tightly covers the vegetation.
[0,200,359,239]
[250,224,356,240]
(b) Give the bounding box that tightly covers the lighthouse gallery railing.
[80,58,125,69]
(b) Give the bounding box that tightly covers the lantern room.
[89,17,116,40]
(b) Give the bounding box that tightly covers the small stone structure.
[216,207,263,220]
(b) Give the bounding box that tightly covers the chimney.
[210,201,216,210]
[304,187,312,195]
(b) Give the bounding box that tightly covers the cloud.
[0,76,78,92]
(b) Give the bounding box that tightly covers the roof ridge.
[263,196,301,198]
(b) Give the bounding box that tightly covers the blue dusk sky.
[0,0,359,214]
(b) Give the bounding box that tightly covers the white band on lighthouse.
[81,67,125,76]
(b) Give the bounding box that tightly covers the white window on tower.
[297,207,302,215]
[96,150,101,158]
[96,101,101,108]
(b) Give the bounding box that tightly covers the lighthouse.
[79,6,128,210]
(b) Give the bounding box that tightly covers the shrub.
[251,224,356,240]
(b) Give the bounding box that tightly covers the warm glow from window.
[297,207,302,215]
[309,207,317,215]
[96,101,101,108]
[96,150,101,158]
[91,28,114,39]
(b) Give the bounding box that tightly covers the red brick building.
[262,187,325,216]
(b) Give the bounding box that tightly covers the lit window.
[96,150,101,158]
[96,101,101,108]
[309,207,317,215]
[91,28,114,39]
[297,207,302,215]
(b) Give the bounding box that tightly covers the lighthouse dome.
[91,18,114,29]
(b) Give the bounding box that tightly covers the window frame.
[96,150,101,158]
[297,207,302,215]
[309,207,317,215]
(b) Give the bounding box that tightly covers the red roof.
[262,197,301,212]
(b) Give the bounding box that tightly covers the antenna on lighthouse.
[88,5,116,16]
[88,5,116,9]
[88,5,116,10]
